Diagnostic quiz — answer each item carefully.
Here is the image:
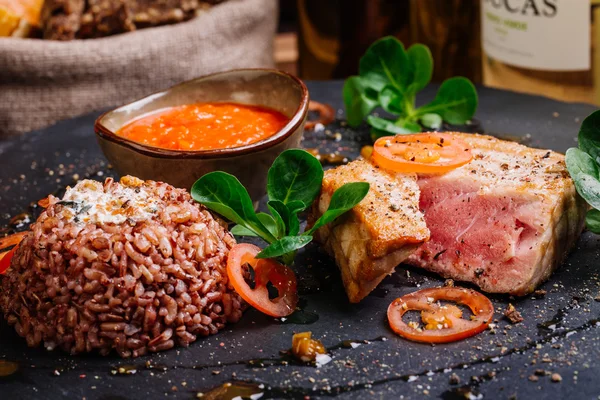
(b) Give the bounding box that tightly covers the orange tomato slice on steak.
[372,133,473,174]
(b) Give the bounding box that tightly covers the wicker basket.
[0,0,277,138]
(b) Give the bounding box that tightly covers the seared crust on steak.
[310,159,429,303]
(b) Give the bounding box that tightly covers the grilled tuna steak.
[407,133,587,295]
[312,133,587,301]
[310,159,429,303]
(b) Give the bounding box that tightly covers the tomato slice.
[0,231,27,250]
[227,243,298,317]
[372,133,473,174]
[0,246,17,274]
[387,287,493,344]
[0,231,27,275]
[38,197,50,208]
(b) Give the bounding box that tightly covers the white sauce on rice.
[59,179,159,225]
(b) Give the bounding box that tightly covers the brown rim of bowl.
[94,68,310,160]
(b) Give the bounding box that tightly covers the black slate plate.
[1,82,600,400]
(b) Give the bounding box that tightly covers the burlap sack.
[0,0,277,139]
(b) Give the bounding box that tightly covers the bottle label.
[481,0,590,71]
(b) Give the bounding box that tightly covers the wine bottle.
[296,0,481,82]
[481,0,599,104]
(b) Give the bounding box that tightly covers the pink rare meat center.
[412,177,543,290]
[404,133,587,296]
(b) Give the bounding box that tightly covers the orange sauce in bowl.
[116,102,290,151]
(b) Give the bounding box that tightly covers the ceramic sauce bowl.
[95,68,309,202]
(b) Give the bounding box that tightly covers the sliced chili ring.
[372,133,473,174]
[304,101,335,130]
[387,287,494,344]
[227,243,298,317]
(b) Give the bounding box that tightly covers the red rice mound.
[0,176,245,357]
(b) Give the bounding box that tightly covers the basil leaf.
[343,76,379,127]
[265,203,287,238]
[230,225,258,237]
[306,182,370,235]
[418,77,478,125]
[257,212,281,238]
[396,118,422,133]
[191,172,276,243]
[344,37,478,137]
[267,149,324,209]
[586,209,600,234]
[283,200,302,236]
[565,148,600,210]
[379,85,404,115]
[367,115,418,135]
[420,113,442,129]
[578,110,600,163]
[286,201,303,236]
[230,211,282,238]
[269,200,303,237]
[256,235,313,259]
[406,44,433,95]
[288,215,301,237]
[359,36,410,93]
[286,200,306,214]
